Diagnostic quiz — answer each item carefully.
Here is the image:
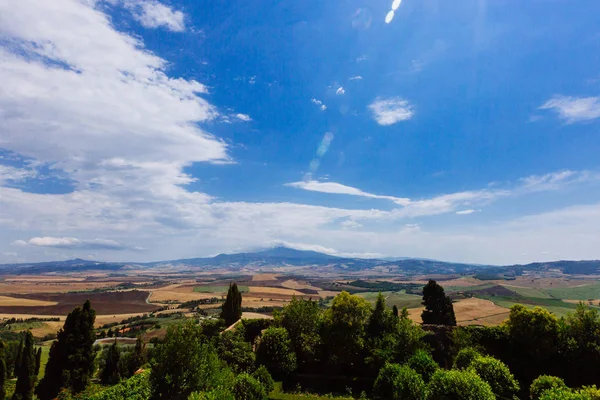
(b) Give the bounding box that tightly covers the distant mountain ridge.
[1,246,599,276]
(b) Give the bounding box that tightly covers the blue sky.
[1,0,600,265]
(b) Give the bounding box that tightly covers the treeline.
[2,280,600,399]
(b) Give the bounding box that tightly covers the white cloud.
[336,86,345,95]
[385,10,395,24]
[539,95,600,123]
[0,165,37,185]
[234,113,252,122]
[16,237,136,250]
[124,0,186,32]
[310,98,327,111]
[285,180,411,206]
[519,170,597,193]
[368,97,414,125]
[456,209,476,215]
[349,76,363,81]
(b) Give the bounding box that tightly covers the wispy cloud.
[456,209,476,215]
[14,237,138,250]
[311,98,327,111]
[539,95,600,123]
[234,113,252,122]
[124,0,186,32]
[349,76,363,81]
[336,86,345,95]
[368,97,414,125]
[285,180,411,206]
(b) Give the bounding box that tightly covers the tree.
[421,280,456,326]
[322,291,371,372]
[101,341,121,385]
[231,373,266,400]
[217,330,255,373]
[426,369,495,400]
[13,331,36,400]
[530,375,568,399]
[1,340,7,400]
[220,283,242,326]
[453,347,482,370]
[34,348,42,377]
[127,336,147,377]
[150,321,232,399]
[252,365,274,395]
[392,305,399,319]
[468,355,520,399]
[367,293,394,339]
[36,300,96,399]
[275,297,322,368]
[407,349,438,383]
[256,327,297,379]
[372,363,426,400]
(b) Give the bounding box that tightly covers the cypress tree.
[34,348,42,377]
[35,300,96,399]
[367,293,392,338]
[100,341,120,385]
[421,280,456,326]
[392,305,399,318]
[0,340,6,400]
[220,282,242,326]
[13,331,36,400]
[13,337,22,377]
[127,336,146,377]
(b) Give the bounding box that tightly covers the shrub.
[372,363,426,400]
[256,327,297,378]
[538,387,589,400]
[453,347,481,370]
[530,375,568,399]
[427,369,495,400]
[407,349,438,382]
[468,355,519,399]
[231,373,266,400]
[188,387,235,400]
[252,365,275,394]
[79,371,151,400]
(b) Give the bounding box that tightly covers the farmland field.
[194,285,249,293]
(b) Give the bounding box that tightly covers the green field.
[543,282,600,300]
[500,285,553,299]
[193,285,249,293]
[356,290,423,309]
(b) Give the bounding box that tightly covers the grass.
[355,291,423,309]
[38,345,50,379]
[269,382,354,400]
[475,294,585,318]
[543,282,600,300]
[501,285,553,299]
[193,285,249,293]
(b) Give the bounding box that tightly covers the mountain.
[1,246,599,276]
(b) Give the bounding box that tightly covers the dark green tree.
[530,375,568,399]
[407,349,438,383]
[427,369,494,400]
[256,327,297,379]
[453,347,482,370]
[101,341,121,385]
[220,283,243,326]
[150,321,232,399]
[252,365,274,394]
[34,348,42,377]
[367,293,394,339]
[0,340,7,400]
[468,355,520,399]
[13,331,36,400]
[392,305,399,318]
[217,330,255,373]
[35,300,96,399]
[14,337,22,377]
[421,280,456,326]
[127,336,147,377]
[275,297,322,368]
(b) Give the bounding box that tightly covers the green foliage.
[530,375,568,399]
[538,387,590,400]
[252,365,274,394]
[217,330,255,373]
[127,336,147,377]
[372,363,426,400]
[421,280,457,326]
[407,349,438,382]
[275,297,322,368]
[36,300,96,400]
[188,387,235,400]
[367,293,394,339]
[240,318,272,344]
[34,348,42,377]
[220,283,243,326]
[468,355,519,399]
[0,340,6,400]
[150,321,233,399]
[13,330,36,400]
[231,373,266,400]
[256,327,297,379]
[426,369,495,400]
[100,341,120,385]
[322,291,371,370]
[79,370,151,400]
[453,347,481,370]
[506,305,559,360]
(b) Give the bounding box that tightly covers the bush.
[256,327,297,378]
[372,363,426,400]
[453,347,481,370]
[468,355,519,399]
[407,350,438,382]
[530,375,568,399]
[188,387,235,400]
[252,365,275,394]
[231,373,266,400]
[538,387,589,400]
[78,371,151,400]
[427,369,495,400]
